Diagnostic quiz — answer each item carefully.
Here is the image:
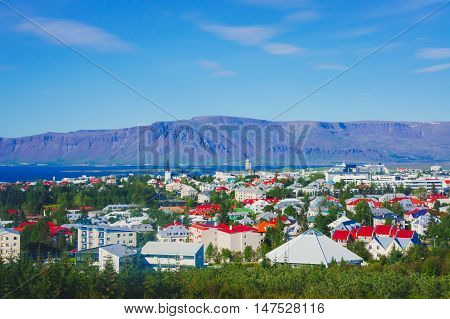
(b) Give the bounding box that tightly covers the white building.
[77,225,137,251]
[98,244,137,273]
[141,241,204,270]
[180,185,198,198]
[157,222,189,243]
[266,229,363,266]
[235,187,265,201]
[0,228,20,260]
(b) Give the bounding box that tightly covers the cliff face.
[0,116,449,165]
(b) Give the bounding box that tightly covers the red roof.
[14,221,72,236]
[163,221,186,229]
[396,229,415,239]
[375,225,393,236]
[332,230,351,241]
[326,196,340,203]
[347,198,381,208]
[215,186,229,191]
[356,226,375,238]
[7,209,19,215]
[218,224,256,234]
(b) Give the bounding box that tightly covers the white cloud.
[416,47,450,59]
[16,17,133,52]
[197,60,236,77]
[201,23,279,46]
[412,63,450,73]
[284,10,320,22]
[314,63,347,71]
[336,26,380,38]
[263,43,304,55]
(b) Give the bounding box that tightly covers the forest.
[0,244,448,299]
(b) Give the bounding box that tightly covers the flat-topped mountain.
[0,116,449,166]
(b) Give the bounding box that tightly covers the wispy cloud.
[368,0,447,18]
[237,0,311,9]
[197,60,236,77]
[263,43,304,55]
[313,63,347,71]
[200,22,302,56]
[336,26,381,38]
[412,63,450,73]
[416,47,450,59]
[201,23,280,46]
[15,17,133,52]
[284,10,320,22]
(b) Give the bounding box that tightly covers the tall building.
[164,159,172,183]
[245,158,252,171]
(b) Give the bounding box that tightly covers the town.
[0,161,449,298]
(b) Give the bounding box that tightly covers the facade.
[157,222,189,243]
[235,187,265,202]
[77,225,137,251]
[141,241,204,270]
[98,245,137,273]
[180,185,198,198]
[0,228,20,260]
[190,223,262,253]
[198,191,211,203]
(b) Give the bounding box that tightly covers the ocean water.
[0,164,319,183]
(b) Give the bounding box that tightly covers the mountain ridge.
[1,116,449,166]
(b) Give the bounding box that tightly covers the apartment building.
[234,187,264,202]
[190,223,262,253]
[0,228,20,260]
[77,225,137,251]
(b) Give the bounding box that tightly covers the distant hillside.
[0,116,449,166]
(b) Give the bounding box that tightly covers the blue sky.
[0,0,449,137]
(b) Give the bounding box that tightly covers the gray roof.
[266,228,363,266]
[141,241,203,256]
[100,244,137,257]
[0,228,20,235]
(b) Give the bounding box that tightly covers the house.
[411,214,436,235]
[368,233,420,260]
[246,199,269,214]
[328,216,360,232]
[102,204,139,212]
[77,225,137,251]
[372,212,405,228]
[266,228,363,266]
[197,191,211,203]
[346,198,381,213]
[374,225,399,237]
[141,241,204,270]
[157,222,189,243]
[99,244,137,273]
[234,187,265,202]
[351,226,375,243]
[332,230,352,246]
[216,224,263,253]
[180,185,198,198]
[0,228,20,260]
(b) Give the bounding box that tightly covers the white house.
[157,222,189,242]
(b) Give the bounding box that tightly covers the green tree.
[353,200,372,225]
[243,245,254,262]
[205,243,214,262]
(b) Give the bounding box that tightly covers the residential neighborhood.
[0,162,448,298]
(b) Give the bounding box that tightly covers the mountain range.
[0,116,449,166]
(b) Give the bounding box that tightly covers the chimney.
[229,225,232,231]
